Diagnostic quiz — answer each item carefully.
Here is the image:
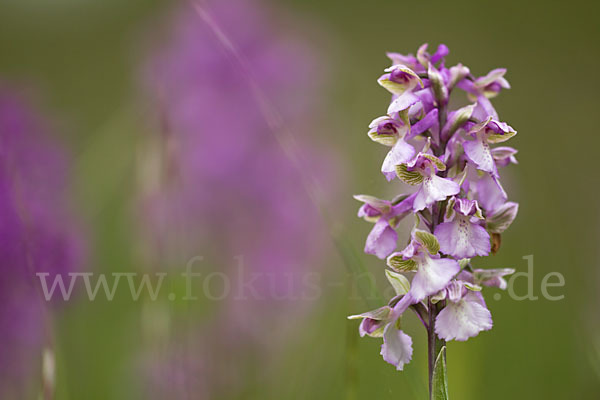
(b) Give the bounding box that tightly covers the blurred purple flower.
[139,0,332,277]
[0,88,83,395]
[137,0,337,397]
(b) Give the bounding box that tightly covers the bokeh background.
[1,0,599,398]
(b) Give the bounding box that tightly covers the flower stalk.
[427,299,445,397]
[349,44,520,399]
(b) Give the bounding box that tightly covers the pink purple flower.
[348,270,414,370]
[355,194,414,259]
[463,117,517,177]
[350,44,519,379]
[387,227,460,302]
[434,197,491,259]
[434,280,493,341]
[396,152,460,211]
[367,114,416,180]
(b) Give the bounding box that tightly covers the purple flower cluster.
[350,44,519,371]
[0,89,83,395]
[138,0,335,397]
[139,0,330,287]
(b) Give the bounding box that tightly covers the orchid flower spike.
[349,44,520,395]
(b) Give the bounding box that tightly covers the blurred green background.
[1,0,599,398]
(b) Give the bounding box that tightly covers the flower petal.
[441,104,475,140]
[381,140,416,181]
[454,197,480,217]
[387,252,418,272]
[354,194,391,214]
[414,229,440,255]
[348,305,392,321]
[430,44,449,64]
[407,109,438,140]
[434,217,490,259]
[379,65,423,95]
[388,92,420,114]
[367,115,409,146]
[385,270,411,296]
[391,192,416,215]
[348,305,393,338]
[472,95,498,120]
[435,292,493,341]
[491,146,518,167]
[449,63,470,88]
[381,323,413,371]
[412,88,435,113]
[428,63,448,104]
[463,134,497,176]
[475,68,508,89]
[387,52,420,71]
[486,201,519,233]
[410,256,460,301]
[359,318,386,337]
[365,219,397,259]
[475,173,507,212]
[473,268,515,290]
[413,175,460,211]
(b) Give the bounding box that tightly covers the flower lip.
[434,288,493,341]
[435,196,490,259]
[381,323,413,371]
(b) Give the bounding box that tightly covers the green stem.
[427,299,446,398]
